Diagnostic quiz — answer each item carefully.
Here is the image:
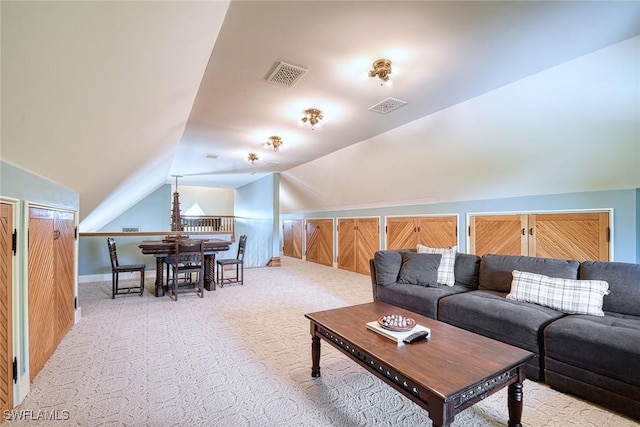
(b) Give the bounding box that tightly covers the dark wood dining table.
[139,238,231,297]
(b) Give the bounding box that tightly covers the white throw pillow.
[416,244,457,286]
[507,270,610,316]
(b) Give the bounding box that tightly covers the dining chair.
[216,235,247,287]
[107,237,146,298]
[167,239,205,300]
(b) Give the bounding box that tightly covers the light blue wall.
[0,161,79,210]
[234,173,279,268]
[637,188,640,261]
[100,184,171,232]
[283,188,639,263]
[78,184,172,276]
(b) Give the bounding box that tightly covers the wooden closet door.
[386,217,416,250]
[355,218,380,275]
[337,219,356,272]
[416,216,457,248]
[283,220,302,259]
[28,207,56,381]
[306,219,333,267]
[0,203,13,413]
[529,213,609,261]
[469,214,527,256]
[55,212,75,338]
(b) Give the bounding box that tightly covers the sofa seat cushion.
[376,283,470,319]
[438,290,565,354]
[544,314,640,387]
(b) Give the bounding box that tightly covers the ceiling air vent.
[368,97,408,114]
[266,61,308,88]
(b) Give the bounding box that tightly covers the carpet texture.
[6,257,637,426]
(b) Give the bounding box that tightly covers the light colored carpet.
[6,257,637,426]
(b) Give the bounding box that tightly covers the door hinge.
[455,226,458,237]
[74,297,78,309]
[385,225,388,234]
[12,229,17,255]
[74,226,78,240]
[468,226,471,237]
[12,357,17,383]
[607,227,611,242]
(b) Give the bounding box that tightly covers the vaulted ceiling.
[2,1,639,231]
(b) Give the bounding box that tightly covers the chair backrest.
[236,235,247,260]
[107,237,119,268]
[174,240,205,265]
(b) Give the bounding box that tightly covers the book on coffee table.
[366,321,431,345]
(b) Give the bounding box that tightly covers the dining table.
[139,238,231,297]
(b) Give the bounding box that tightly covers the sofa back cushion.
[454,253,481,289]
[479,254,580,293]
[373,250,404,286]
[580,261,640,316]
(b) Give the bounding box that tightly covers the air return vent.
[266,61,308,88]
[368,97,407,114]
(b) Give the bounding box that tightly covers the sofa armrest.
[370,258,379,301]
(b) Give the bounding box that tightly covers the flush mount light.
[369,58,392,86]
[299,108,324,130]
[266,136,283,152]
[247,153,259,164]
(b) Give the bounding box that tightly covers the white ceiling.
[2,1,640,230]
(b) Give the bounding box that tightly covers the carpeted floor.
[6,257,637,426]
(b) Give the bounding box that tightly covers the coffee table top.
[305,301,533,399]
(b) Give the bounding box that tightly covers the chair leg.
[139,270,145,296]
[112,272,116,299]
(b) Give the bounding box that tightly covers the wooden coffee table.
[305,302,533,427]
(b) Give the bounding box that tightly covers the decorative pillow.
[416,244,457,286]
[374,250,404,286]
[397,252,442,287]
[506,270,610,316]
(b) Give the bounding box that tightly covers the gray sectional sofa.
[369,251,640,420]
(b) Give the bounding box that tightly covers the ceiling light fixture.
[266,135,283,152]
[299,108,324,130]
[369,58,392,86]
[248,153,259,164]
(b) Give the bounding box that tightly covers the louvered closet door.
[529,213,609,261]
[283,220,302,259]
[416,216,457,248]
[28,207,56,381]
[386,218,416,250]
[469,214,527,256]
[354,218,380,275]
[55,212,75,338]
[0,203,13,413]
[337,219,356,271]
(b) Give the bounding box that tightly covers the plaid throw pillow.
[507,270,610,316]
[416,244,457,286]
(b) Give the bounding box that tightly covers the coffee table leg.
[311,335,321,377]
[507,382,524,427]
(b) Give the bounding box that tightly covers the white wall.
[280,36,640,214]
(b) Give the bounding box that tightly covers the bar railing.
[181,215,235,233]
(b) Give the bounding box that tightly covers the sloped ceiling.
[1,1,639,230]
